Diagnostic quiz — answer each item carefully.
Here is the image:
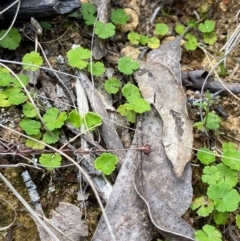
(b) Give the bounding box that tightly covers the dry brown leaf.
[92,119,156,241]
[134,109,195,241]
[37,202,88,241]
[134,61,193,177]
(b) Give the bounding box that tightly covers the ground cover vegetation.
[0,0,239,240]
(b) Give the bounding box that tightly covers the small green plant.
[139,35,149,45]
[191,196,214,217]
[87,62,105,77]
[67,46,106,76]
[43,108,67,131]
[0,69,30,107]
[199,20,215,33]
[0,28,21,50]
[22,102,38,118]
[155,23,169,36]
[25,133,45,150]
[43,130,60,144]
[184,34,198,51]
[203,32,218,45]
[148,36,160,49]
[187,20,197,28]
[39,153,62,171]
[111,9,129,24]
[195,224,222,241]
[175,19,217,51]
[175,24,186,35]
[127,32,149,46]
[20,118,41,135]
[117,83,151,123]
[94,21,116,39]
[194,91,221,131]
[67,46,91,70]
[213,211,228,225]
[104,78,121,94]
[83,112,102,130]
[80,2,97,25]
[222,142,240,171]
[67,110,82,128]
[94,153,118,175]
[192,142,240,234]
[218,63,229,77]
[117,56,140,75]
[196,147,215,165]
[207,183,239,212]
[40,21,53,31]
[22,51,43,71]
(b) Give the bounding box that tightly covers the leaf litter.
[1,0,240,240]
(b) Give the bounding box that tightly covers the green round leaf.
[187,20,197,28]
[207,183,240,212]
[81,2,96,15]
[0,28,21,50]
[22,52,43,71]
[67,110,82,128]
[216,163,238,187]
[205,112,221,130]
[199,20,215,33]
[184,39,197,51]
[43,108,67,131]
[124,98,151,113]
[191,196,214,217]
[5,87,27,105]
[104,78,121,94]
[122,83,141,99]
[203,32,218,45]
[118,57,139,75]
[84,112,102,130]
[175,24,186,35]
[0,90,11,107]
[0,72,12,86]
[195,225,222,241]
[117,104,136,123]
[20,118,41,135]
[39,153,62,171]
[67,47,91,70]
[148,37,160,49]
[213,212,228,225]
[201,166,220,185]
[80,3,97,25]
[95,21,115,39]
[94,153,118,175]
[43,130,59,144]
[87,62,105,76]
[23,102,38,118]
[139,35,149,45]
[25,133,45,150]
[111,9,129,24]
[12,74,30,87]
[222,143,240,171]
[155,23,169,35]
[197,147,215,165]
[128,32,140,45]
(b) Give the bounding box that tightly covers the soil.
[0,0,240,241]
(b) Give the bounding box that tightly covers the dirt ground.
[0,0,240,240]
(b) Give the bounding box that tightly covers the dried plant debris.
[37,202,88,241]
[92,119,156,241]
[134,61,193,178]
[135,108,195,241]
